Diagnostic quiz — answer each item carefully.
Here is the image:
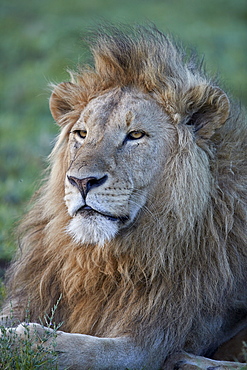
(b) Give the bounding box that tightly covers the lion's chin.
[66,213,119,246]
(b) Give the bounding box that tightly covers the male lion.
[1,25,247,369]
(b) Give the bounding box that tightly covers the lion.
[1,24,247,369]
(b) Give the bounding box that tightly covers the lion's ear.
[184,85,230,139]
[49,82,78,124]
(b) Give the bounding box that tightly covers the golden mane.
[3,25,247,357]
[50,25,229,128]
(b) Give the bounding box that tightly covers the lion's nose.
[67,175,108,198]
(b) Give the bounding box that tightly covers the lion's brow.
[126,111,133,127]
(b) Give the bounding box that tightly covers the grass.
[0,299,62,369]
[0,324,58,370]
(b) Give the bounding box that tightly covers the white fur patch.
[66,213,119,246]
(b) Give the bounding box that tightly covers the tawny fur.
[3,25,247,362]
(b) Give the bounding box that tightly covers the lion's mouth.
[75,205,129,223]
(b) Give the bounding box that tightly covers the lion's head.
[48,25,230,249]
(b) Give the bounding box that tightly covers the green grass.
[0,324,58,370]
[0,298,62,369]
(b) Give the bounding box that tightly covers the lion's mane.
[4,25,247,354]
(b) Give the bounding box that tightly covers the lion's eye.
[127,131,146,140]
[74,130,87,139]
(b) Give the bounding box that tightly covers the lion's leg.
[163,351,247,370]
[0,323,165,369]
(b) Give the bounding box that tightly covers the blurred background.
[0,0,247,276]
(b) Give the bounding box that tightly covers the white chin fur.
[66,214,119,246]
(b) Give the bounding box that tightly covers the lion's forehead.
[75,89,165,132]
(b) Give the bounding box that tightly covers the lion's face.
[64,88,172,245]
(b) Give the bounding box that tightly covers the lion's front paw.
[0,323,60,369]
[1,322,53,339]
[0,322,58,357]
